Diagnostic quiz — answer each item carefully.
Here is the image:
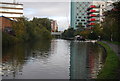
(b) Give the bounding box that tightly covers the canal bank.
[97,41,120,79]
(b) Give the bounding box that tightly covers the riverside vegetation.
[62,1,120,42]
[62,1,120,79]
[2,17,52,47]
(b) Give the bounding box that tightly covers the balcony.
[90,5,100,8]
[90,14,96,17]
[89,18,96,21]
[87,8,92,11]
[87,12,93,15]
[90,10,96,12]
[89,23,95,25]
[90,10,99,13]
[90,5,96,8]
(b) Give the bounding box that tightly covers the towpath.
[102,41,120,60]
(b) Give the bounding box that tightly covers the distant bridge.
[51,32,63,38]
[51,32,63,36]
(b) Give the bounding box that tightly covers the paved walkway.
[102,41,120,60]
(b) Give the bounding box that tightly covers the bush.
[3,17,52,46]
[2,32,20,47]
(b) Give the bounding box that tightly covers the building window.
[81,20,85,21]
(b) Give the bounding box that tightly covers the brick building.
[51,20,58,32]
[0,16,13,32]
[0,2,23,34]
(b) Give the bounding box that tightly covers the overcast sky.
[23,2,70,31]
[1,0,114,31]
[1,0,70,31]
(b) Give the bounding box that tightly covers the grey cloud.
[23,2,70,17]
[23,2,70,31]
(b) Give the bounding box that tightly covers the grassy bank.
[105,41,120,45]
[97,41,120,79]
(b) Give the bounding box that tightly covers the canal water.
[2,39,106,79]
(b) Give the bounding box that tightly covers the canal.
[2,39,106,79]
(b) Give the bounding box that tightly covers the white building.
[71,0,115,29]
[92,1,113,22]
[0,2,23,19]
[87,0,114,27]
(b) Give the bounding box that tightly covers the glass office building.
[71,1,91,29]
[70,0,116,29]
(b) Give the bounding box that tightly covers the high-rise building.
[87,1,113,27]
[0,2,23,19]
[70,0,115,29]
[71,1,91,29]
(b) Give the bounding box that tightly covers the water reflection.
[70,42,88,79]
[87,43,106,79]
[70,41,106,79]
[2,39,51,79]
[2,39,70,79]
[2,44,27,79]
[2,39,106,79]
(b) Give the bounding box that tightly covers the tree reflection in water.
[2,39,51,79]
[2,39,106,79]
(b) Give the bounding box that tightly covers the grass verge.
[97,41,120,79]
[106,40,120,45]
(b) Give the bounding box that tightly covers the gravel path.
[102,41,120,60]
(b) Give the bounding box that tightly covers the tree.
[101,1,120,41]
[12,17,27,41]
[62,28,75,39]
[76,23,85,31]
[32,17,51,31]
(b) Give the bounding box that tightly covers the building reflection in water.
[70,41,106,79]
[2,39,106,79]
[87,43,106,79]
[70,41,88,79]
